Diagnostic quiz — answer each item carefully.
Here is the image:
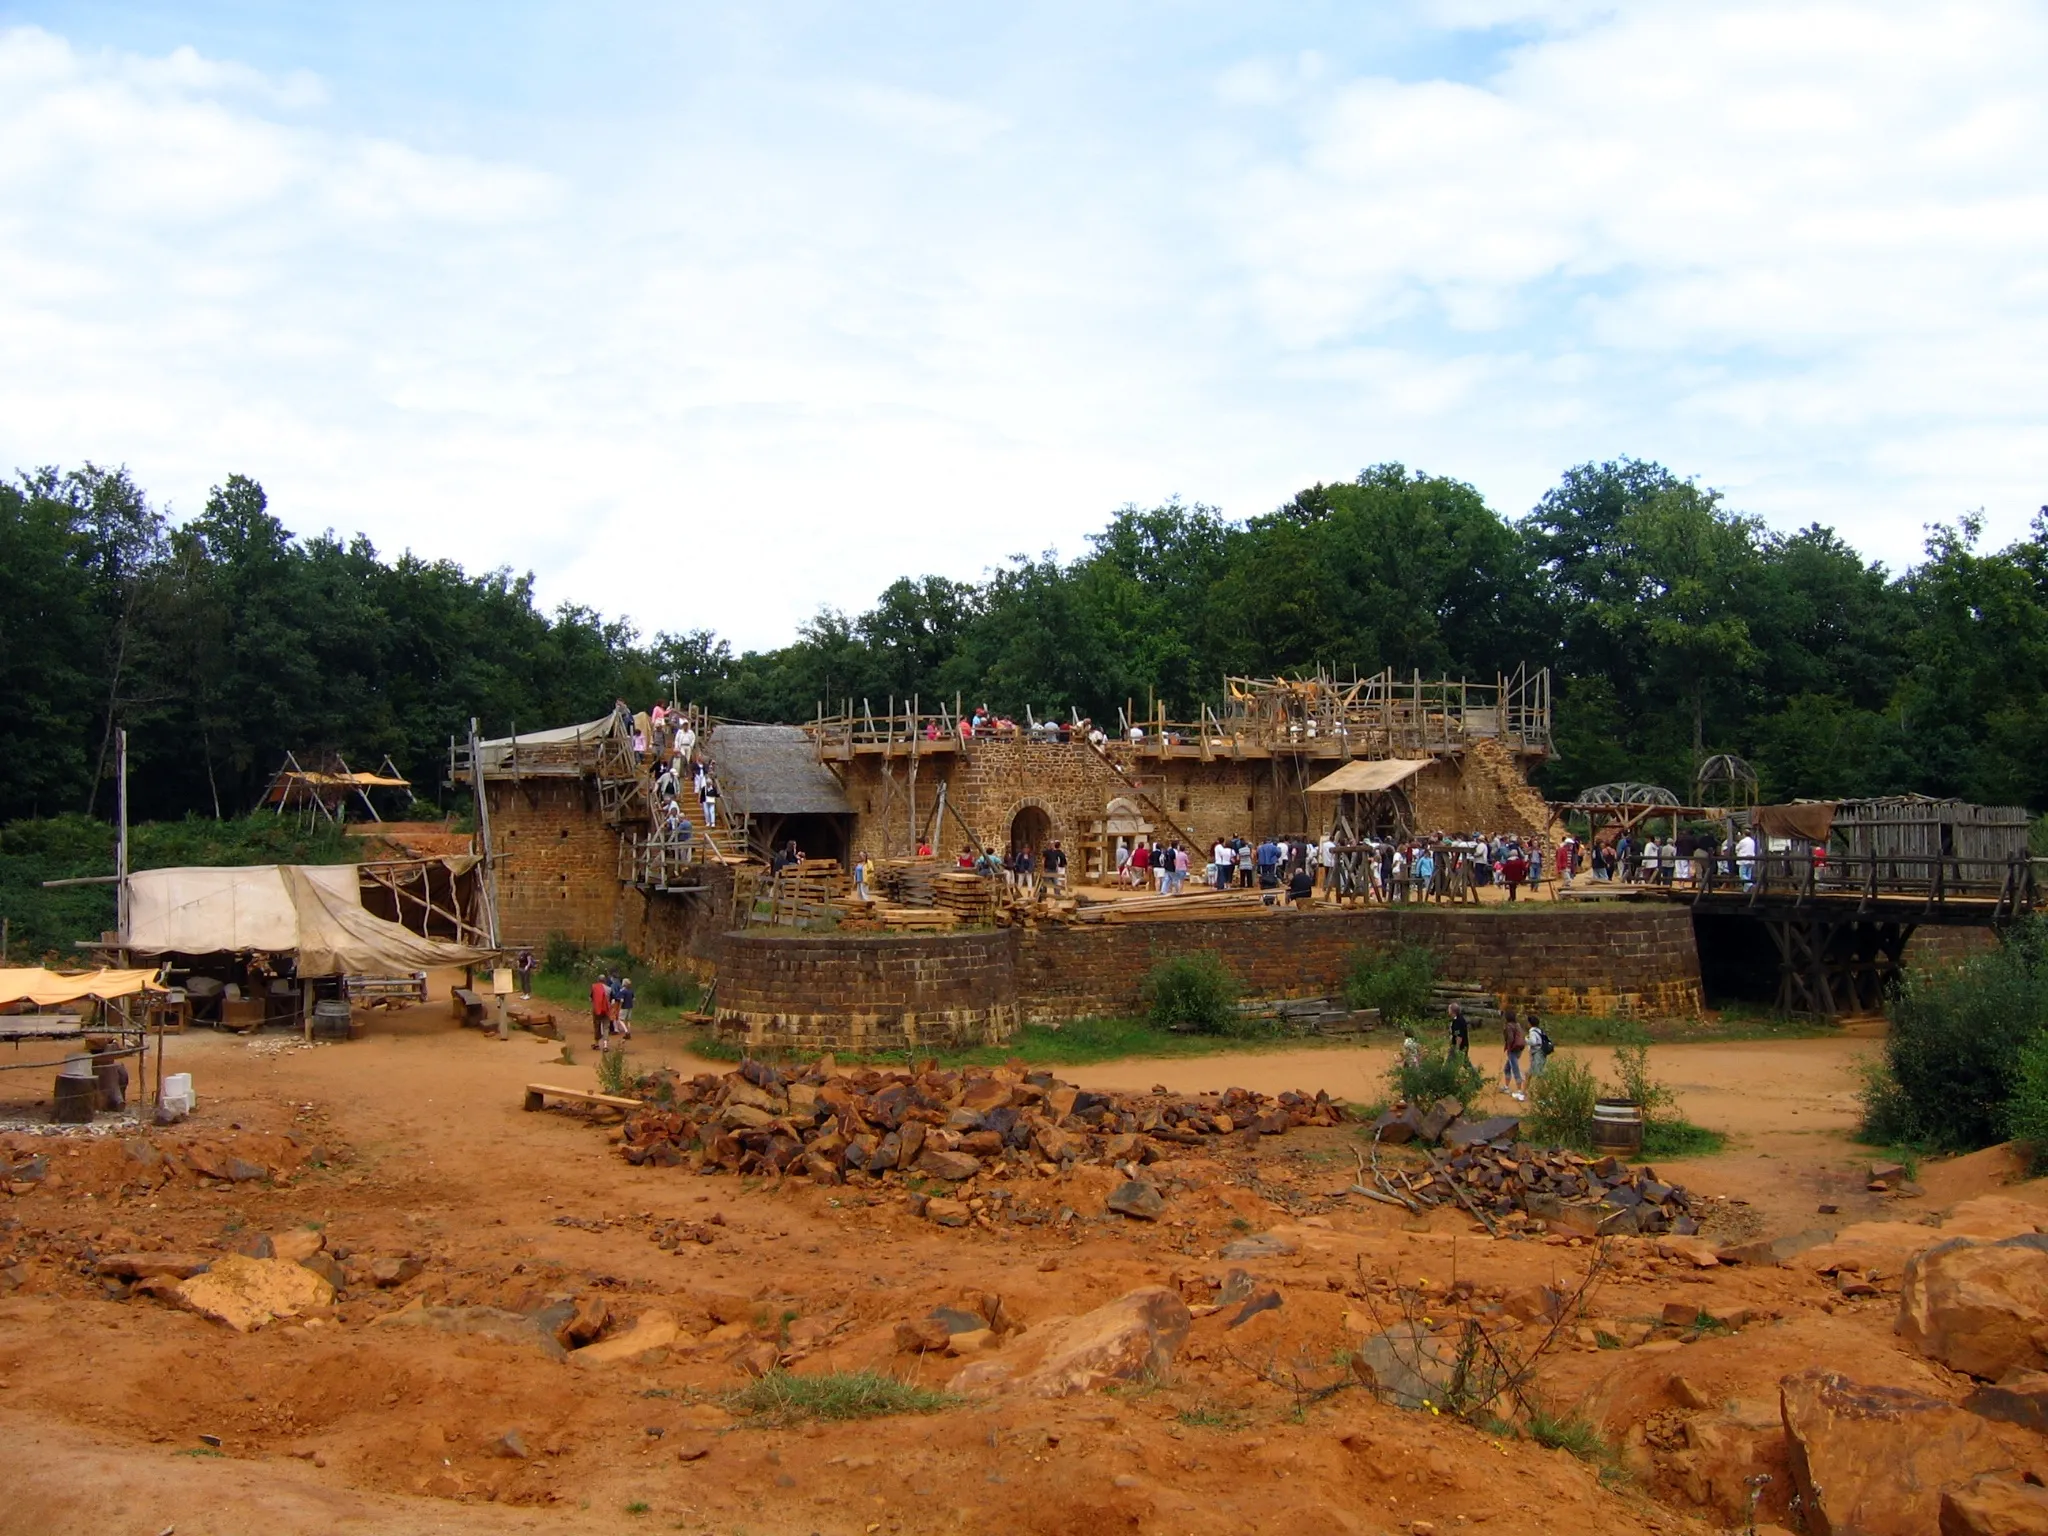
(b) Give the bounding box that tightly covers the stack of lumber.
[772,860,849,923]
[831,899,960,934]
[874,858,943,907]
[933,871,999,924]
[1070,888,1274,923]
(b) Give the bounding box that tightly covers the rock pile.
[616,1059,1343,1186]
[1365,1100,1698,1237]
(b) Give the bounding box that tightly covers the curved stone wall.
[713,905,1706,1053]
[715,929,1019,1054]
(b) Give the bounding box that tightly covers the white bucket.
[58,1052,94,1079]
[160,1071,196,1114]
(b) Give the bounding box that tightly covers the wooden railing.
[1689,850,2039,916]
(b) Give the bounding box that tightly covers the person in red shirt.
[590,977,611,1050]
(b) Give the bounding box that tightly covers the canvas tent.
[123,864,491,975]
[0,968,161,1009]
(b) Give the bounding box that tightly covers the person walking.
[1525,1013,1550,1079]
[1319,831,1337,891]
[1501,1008,1526,1100]
[1447,1001,1470,1061]
[1736,829,1759,888]
[613,977,635,1040]
[589,973,611,1051]
[516,947,535,999]
[1501,846,1529,902]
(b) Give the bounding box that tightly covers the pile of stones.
[1367,1097,1699,1237]
[615,1058,1345,1186]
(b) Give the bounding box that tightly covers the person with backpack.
[1501,1008,1526,1100]
[613,977,635,1041]
[1447,1001,1470,1060]
[1525,1014,1551,1080]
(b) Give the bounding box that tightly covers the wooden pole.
[115,726,130,958]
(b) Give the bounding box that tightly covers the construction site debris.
[1360,1102,1698,1237]
[609,1060,1344,1197]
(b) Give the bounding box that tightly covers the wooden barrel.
[1591,1098,1643,1155]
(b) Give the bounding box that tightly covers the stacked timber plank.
[771,860,849,925]
[874,858,943,907]
[934,872,999,925]
[1070,888,1274,923]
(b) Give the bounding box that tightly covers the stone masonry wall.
[489,778,630,948]
[715,930,1020,1053]
[1016,906,1704,1023]
[708,905,1703,1051]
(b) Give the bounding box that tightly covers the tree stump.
[53,1073,97,1124]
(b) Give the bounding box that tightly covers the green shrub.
[540,932,699,1012]
[2006,1030,2048,1173]
[1526,1055,1598,1149]
[1387,1047,1483,1109]
[1857,1056,1920,1146]
[1869,917,2048,1149]
[1343,943,1438,1027]
[1610,1044,1677,1128]
[596,1046,632,1096]
[1143,953,1241,1034]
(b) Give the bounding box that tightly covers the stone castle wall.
[715,904,1705,1051]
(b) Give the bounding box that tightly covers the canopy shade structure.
[123,863,491,975]
[0,968,162,1008]
[1305,758,1432,795]
[469,715,620,775]
[1753,803,1839,843]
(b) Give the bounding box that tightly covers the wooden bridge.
[1574,849,2039,1015]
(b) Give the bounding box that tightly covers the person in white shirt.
[1736,832,1758,887]
[1318,834,1337,890]
[1211,839,1235,891]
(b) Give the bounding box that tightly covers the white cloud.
[0,5,2043,665]
[1213,1,2048,562]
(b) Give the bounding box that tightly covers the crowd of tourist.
[622,700,720,849]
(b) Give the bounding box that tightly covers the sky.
[2,1,2043,651]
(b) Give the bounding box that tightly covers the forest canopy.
[4,458,2046,826]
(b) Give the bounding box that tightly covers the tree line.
[3,457,2045,826]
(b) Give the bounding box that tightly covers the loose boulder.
[1011,1286,1192,1398]
[1898,1232,2048,1380]
[173,1254,334,1332]
[569,1308,682,1366]
[1940,1474,2048,1536]
[1781,1369,2013,1536]
[1105,1180,1165,1221]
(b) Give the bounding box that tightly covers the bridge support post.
[1764,916,1915,1018]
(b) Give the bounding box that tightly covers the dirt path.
[0,1012,2039,1536]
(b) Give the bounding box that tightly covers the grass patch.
[174,1446,225,1458]
[693,1016,1368,1069]
[723,1370,954,1425]
[1640,1119,1727,1158]
[1528,1410,1610,1461]
[625,1501,650,1515]
[1175,1404,1247,1429]
[1539,1010,1837,1046]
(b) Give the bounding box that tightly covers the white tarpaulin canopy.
[123,864,490,974]
[472,715,617,773]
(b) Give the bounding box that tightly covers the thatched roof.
[709,725,855,815]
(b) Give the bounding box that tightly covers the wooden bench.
[451,988,486,1025]
[522,1082,643,1112]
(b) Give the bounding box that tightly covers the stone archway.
[1007,799,1055,856]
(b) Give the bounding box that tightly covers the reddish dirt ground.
[1,1006,2043,1536]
